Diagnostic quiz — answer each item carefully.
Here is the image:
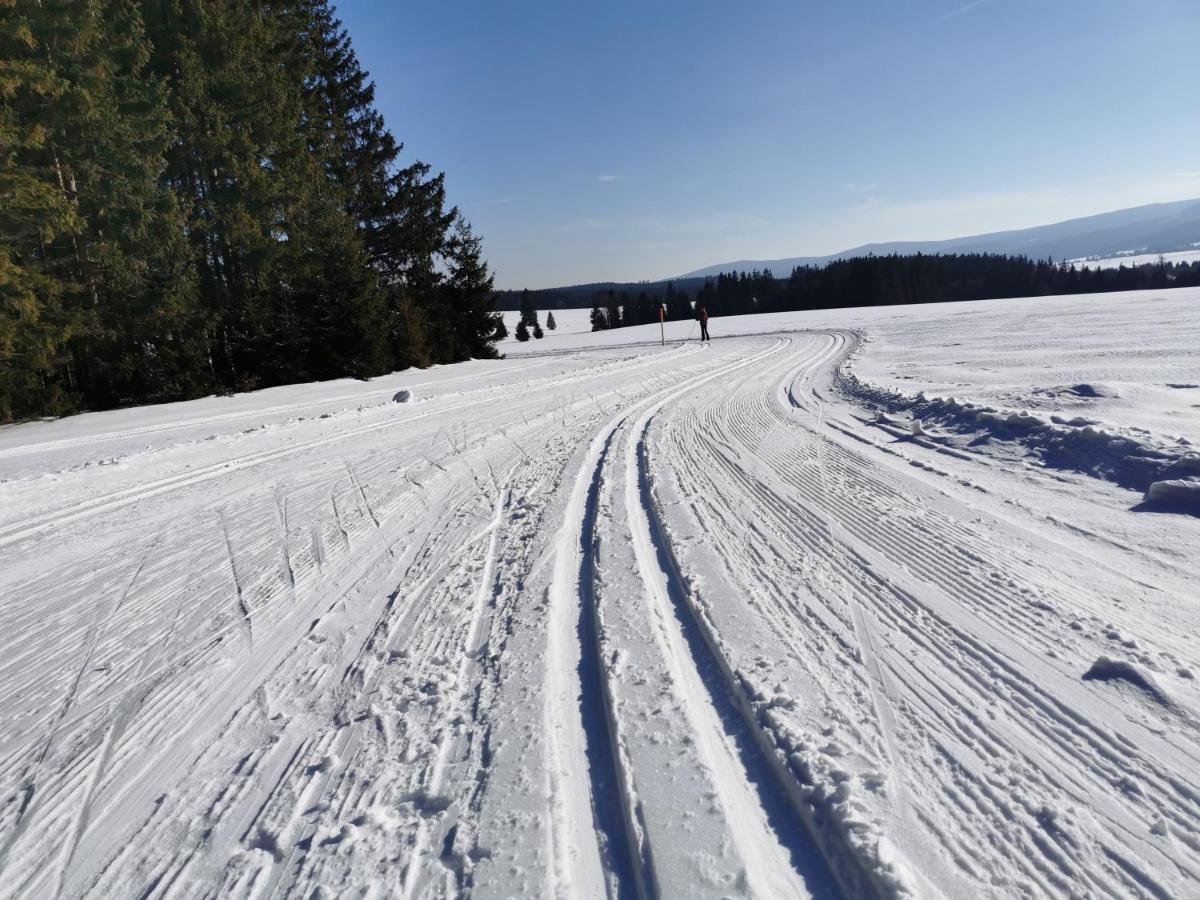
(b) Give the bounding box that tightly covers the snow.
[1067,248,1200,270]
[1,288,1199,898]
[498,308,594,349]
[1145,477,1200,512]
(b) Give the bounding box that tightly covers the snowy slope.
[1,290,1198,899]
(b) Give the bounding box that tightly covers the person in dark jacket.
[697,304,710,342]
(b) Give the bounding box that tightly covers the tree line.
[0,0,502,424]
[588,253,1200,330]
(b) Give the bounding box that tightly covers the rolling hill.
[678,197,1200,279]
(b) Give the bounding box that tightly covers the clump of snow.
[1144,477,1200,513]
[392,389,414,403]
[1038,383,1120,400]
[1066,383,1114,399]
[1082,656,1172,706]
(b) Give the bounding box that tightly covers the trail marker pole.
[658,304,665,346]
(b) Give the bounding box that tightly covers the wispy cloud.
[596,174,627,183]
[933,0,989,25]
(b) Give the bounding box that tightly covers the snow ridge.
[834,338,1200,504]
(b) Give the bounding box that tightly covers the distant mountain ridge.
[676,198,1200,279]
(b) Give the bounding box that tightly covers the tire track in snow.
[655,332,1200,897]
[0,352,686,780]
[0,347,697,553]
[544,420,634,900]
[0,551,152,885]
[2,345,719,898]
[0,359,556,463]
[574,427,652,900]
[543,338,846,897]
[400,482,512,899]
[626,400,836,899]
[543,341,786,898]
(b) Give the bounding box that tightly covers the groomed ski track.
[1,322,1198,898]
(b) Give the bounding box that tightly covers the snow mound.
[1144,478,1200,513]
[836,356,1200,497]
[1082,656,1172,706]
[392,389,414,403]
[1041,383,1120,400]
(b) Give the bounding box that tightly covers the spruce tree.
[493,316,508,341]
[294,1,456,370]
[514,320,529,342]
[546,310,556,330]
[1,0,499,421]
[1,0,206,417]
[0,0,79,420]
[443,216,501,359]
[142,0,302,388]
[604,290,621,329]
[532,321,543,339]
[518,288,535,326]
[589,302,607,331]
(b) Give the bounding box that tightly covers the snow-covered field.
[2,289,1198,899]
[1067,248,1200,270]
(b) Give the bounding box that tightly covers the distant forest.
[580,254,1200,330]
[0,1,501,424]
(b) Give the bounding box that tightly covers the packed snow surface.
[1,288,1198,899]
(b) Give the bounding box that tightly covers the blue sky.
[333,0,1200,288]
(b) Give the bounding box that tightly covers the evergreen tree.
[590,302,607,331]
[0,0,501,423]
[1,0,211,417]
[604,289,621,329]
[546,310,556,330]
[442,216,501,359]
[293,0,454,371]
[532,321,543,339]
[493,316,508,341]
[142,0,306,389]
[0,0,80,420]
[630,290,653,326]
[514,319,529,342]
[518,288,535,326]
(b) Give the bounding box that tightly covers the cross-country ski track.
[2,290,1199,899]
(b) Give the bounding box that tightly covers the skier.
[697,304,710,342]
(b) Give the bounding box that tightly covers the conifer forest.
[0,0,501,423]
